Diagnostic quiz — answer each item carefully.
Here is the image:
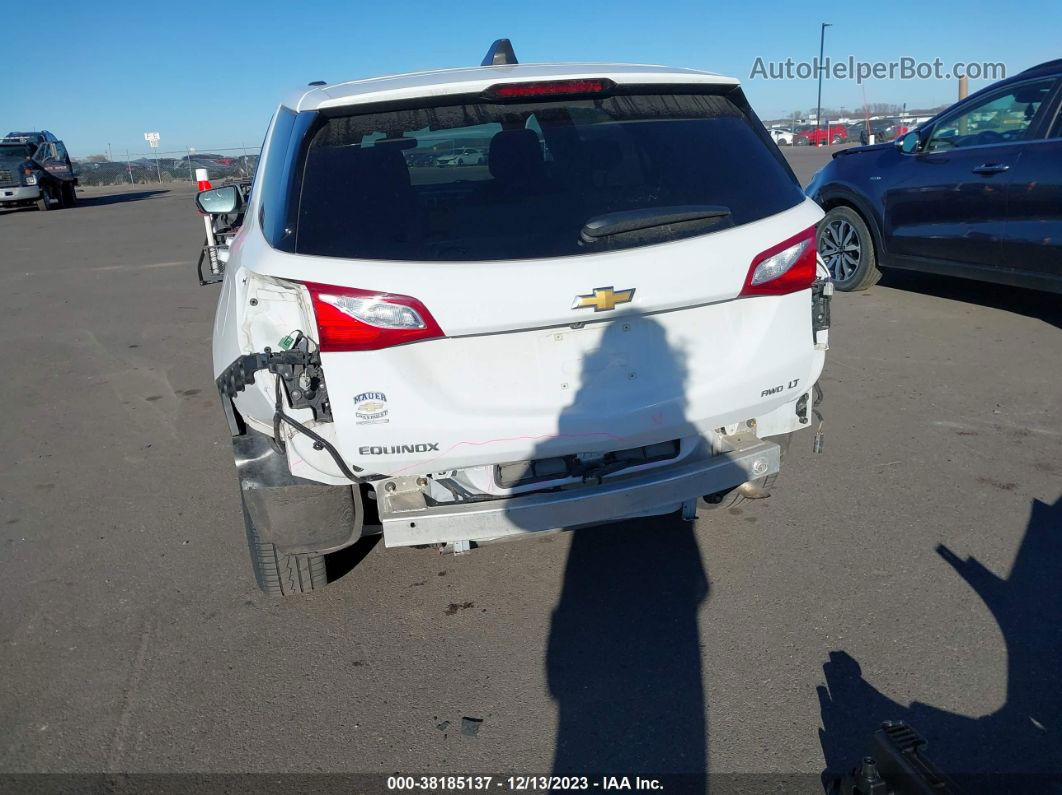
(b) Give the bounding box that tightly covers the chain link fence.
[72,146,259,187]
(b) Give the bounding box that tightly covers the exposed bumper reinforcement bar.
[378,432,780,547]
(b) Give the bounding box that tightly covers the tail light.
[300,281,444,352]
[740,226,817,297]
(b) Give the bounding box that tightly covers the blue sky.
[3,0,1057,157]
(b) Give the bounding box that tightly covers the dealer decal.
[354,391,389,425]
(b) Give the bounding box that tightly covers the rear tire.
[818,205,881,291]
[62,183,76,207]
[242,497,328,596]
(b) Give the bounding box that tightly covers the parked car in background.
[794,123,847,146]
[768,128,794,145]
[847,122,891,145]
[879,119,911,141]
[0,130,78,210]
[435,147,486,166]
[405,151,437,167]
[806,58,1062,293]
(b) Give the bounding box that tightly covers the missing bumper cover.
[379,433,779,547]
[494,439,681,489]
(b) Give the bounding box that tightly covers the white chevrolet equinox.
[197,40,831,595]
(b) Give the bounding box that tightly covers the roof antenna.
[481,39,518,67]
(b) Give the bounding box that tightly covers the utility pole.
[107,142,113,162]
[816,22,832,140]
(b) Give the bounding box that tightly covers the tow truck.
[0,131,78,210]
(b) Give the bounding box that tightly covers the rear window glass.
[294,92,803,261]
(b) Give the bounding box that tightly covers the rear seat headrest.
[488,129,544,182]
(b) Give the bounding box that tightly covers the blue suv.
[806,59,1061,293]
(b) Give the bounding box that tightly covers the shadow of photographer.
[506,315,723,782]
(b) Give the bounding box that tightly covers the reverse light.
[740,226,817,296]
[483,78,615,101]
[300,281,444,352]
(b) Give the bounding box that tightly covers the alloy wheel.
[820,218,861,282]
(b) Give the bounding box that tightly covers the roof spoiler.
[481,39,518,67]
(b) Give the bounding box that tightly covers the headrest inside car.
[489,129,544,182]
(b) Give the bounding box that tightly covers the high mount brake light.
[483,78,615,101]
[740,226,818,297]
[299,282,445,352]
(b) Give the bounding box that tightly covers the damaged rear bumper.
[376,432,780,547]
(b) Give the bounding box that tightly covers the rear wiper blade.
[580,205,732,244]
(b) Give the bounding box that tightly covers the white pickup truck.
[197,40,831,595]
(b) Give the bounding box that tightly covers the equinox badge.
[572,286,635,312]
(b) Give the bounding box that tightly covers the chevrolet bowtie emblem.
[572,286,636,312]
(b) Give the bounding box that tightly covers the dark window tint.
[257,107,298,247]
[294,92,803,261]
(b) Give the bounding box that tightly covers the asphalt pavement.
[1,151,1060,790]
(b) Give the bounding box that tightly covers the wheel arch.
[815,188,887,262]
